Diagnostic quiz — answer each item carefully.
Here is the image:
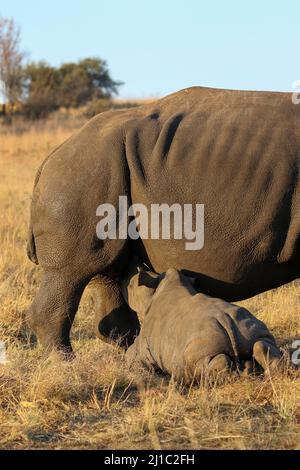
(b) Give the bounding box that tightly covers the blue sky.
[1,0,300,98]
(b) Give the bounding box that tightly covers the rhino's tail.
[27,224,38,265]
[26,163,44,266]
[26,170,41,266]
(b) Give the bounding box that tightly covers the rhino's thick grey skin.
[123,267,282,383]
[27,86,300,354]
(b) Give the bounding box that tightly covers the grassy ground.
[0,117,300,450]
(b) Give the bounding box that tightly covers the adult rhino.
[27,86,300,355]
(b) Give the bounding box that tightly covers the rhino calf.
[121,264,282,384]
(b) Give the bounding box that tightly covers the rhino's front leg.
[91,275,140,349]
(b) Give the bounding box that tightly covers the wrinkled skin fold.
[26,86,300,354]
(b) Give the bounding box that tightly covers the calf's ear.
[138,271,161,290]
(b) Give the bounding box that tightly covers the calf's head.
[121,263,196,318]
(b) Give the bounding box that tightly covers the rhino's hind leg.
[92,276,140,349]
[253,340,282,372]
[26,269,91,356]
[186,353,233,384]
[185,348,234,384]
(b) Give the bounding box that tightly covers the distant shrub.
[112,101,140,110]
[84,98,112,118]
[21,57,123,119]
[85,98,141,118]
[22,62,61,119]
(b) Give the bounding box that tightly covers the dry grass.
[0,119,300,450]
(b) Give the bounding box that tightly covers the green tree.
[58,62,90,107]
[22,62,61,118]
[58,57,122,108]
[22,57,122,118]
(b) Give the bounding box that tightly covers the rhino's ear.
[137,271,161,290]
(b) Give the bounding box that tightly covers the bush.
[84,98,112,118]
[21,57,123,119]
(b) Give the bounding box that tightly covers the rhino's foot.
[92,276,140,349]
[26,269,91,357]
[253,340,282,373]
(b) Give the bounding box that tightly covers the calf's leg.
[184,339,234,383]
